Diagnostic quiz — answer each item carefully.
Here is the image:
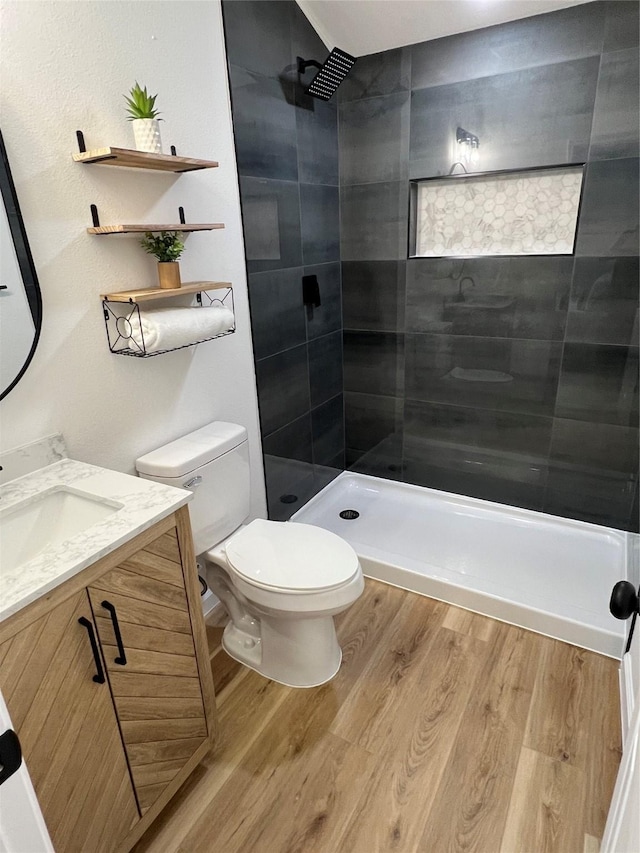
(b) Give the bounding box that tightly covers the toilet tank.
[135,422,251,556]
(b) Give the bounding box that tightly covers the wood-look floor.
[134,580,622,853]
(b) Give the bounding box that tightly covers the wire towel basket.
[102,286,235,357]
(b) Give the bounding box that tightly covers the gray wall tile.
[312,394,345,465]
[296,101,338,184]
[248,267,306,359]
[263,413,313,462]
[544,464,636,529]
[345,391,403,454]
[264,451,317,521]
[339,92,410,185]
[309,331,343,407]
[405,257,571,340]
[405,334,562,416]
[404,399,553,458]
[410,57,599,177]
[411,2,604,89]
[341,181,409,260]
[566,257,639,346]
[344,331,404,396]
[603,0,640,51]
[339,47,411,102]
[300,183,340,264]
[223,0,292,78]
[229,66,298,180]
[402,440,549,511]
[240,176,302,274]
[549,417,639,474]
[347,441,404,480]
[256,344,310,435]
[590,48,640,161]
[342,260,406,331]
[576,158,640,256]
[631,483,639,533]
[555,343,639,427]
[403,399,552,509]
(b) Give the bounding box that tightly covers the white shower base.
[292,472,629,659]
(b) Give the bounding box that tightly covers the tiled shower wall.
[339,0,640,531]
[222,0,344,520]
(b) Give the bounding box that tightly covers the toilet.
[136,421,364,688]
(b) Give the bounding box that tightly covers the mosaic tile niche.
[414,166,584,257]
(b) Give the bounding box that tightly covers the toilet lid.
[225,519,360,592]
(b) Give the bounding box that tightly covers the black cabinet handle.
[0,729,22,786]
[100,601,127,665]
[78,617,106,683]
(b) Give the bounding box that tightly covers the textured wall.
[339,0,639,531]
[0,1,267,521]
[222,0,344,520]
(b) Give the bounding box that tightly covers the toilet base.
[221,614,343,688]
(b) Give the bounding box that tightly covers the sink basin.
[0,487,123,572]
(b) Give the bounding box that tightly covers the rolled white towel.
[128,306,235,354]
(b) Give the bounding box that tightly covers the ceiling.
[296,0,594,57]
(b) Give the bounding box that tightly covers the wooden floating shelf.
[101,281,232,303]
[73,147,219,173]
[88,223,225,235]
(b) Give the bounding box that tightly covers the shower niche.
[409,164,585,259]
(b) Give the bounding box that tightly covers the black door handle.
[100,601,127,665]
[78,617,106,683]
[0,729,22,786]
[610,581,639,655]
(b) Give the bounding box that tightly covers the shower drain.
[339,509,360,520]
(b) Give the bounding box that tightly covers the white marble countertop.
[0,457,191,623]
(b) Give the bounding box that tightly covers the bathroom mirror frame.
[0,129,42,401]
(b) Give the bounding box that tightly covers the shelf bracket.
[178,206,186,225]
[170,145,177,156]
[90,204,100,228]
[76,130,86,153]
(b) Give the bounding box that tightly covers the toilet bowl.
[205,519,363,687]
[136,422,364,688]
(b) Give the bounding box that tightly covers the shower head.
[297,48,356,101]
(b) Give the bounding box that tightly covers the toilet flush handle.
[183,475,203,490]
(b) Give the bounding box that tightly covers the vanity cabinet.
[0,592,139,852]
[0,507,216,853]
[87,528,208,815]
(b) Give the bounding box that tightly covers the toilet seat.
[224,519,360,593]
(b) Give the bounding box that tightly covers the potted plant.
[125,82,163,154]
[140,231,185,289]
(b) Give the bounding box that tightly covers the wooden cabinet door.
[87,528,209,815]
[0,591,139,853]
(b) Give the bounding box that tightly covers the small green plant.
[140,231,185,263]
[124,82,162,121]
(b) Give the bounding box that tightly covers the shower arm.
[297,57,323,75]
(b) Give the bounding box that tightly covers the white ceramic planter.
[132,118,162,154]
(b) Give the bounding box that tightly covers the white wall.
[0,0,267,519]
